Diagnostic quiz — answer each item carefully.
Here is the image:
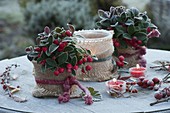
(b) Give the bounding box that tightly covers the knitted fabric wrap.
[32,61,77,98]
[75,30,118,81]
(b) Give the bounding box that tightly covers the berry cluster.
[126,81,138,93]
[53,56,93,76]
[116,55,125,67]
[137,77,160,90]
[154,87,170,100]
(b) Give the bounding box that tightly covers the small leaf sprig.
[150,60,170,72]
[0,64,27,102]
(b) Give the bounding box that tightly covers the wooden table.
[0,49,170,113]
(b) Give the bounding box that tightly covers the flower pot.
[75,30,118,82]
[32,61,77,97]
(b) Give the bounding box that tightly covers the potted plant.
[25,24,95,105]
[96,6,160,68]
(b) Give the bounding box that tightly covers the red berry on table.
[154,93,163,100]
[58,68,64,73]
[137,80,143,86]
[147,81,155,87]
[166,90,170,97]
[139,77,145,81]
[87,56,93,62]
[53,39,59,45]
[85,65,92,71]
[152,77,160,84]
[131,89,138,93]
[54,70,60,76]
[3,85,7,90]
[142,79,149,85]
[65,30,72,37]
[118,55,125,62]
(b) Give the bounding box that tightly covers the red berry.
[85,65,92,71]
[87,56,93,62]
[3,85,7,90]
[34,47,41,52]
[65,30,72,37]
[148,86,154,90]
[147,27,151,33]
[67,64,72,69]
[166,90,170,97]
[59,43,66,49]
[142,79,149,85]
[73,65,79,70]
[147,81,155,87]
[52,56,56,60]
[81,68,85,73]
[131,89,138,93]
[116,61,124,67]
[54,70,59,76]
[58,68,64,73]
[142,84,148,88]
[137,40,142,45]
[78,60,83,65]
[118,55,124,62]
[53,39,59,45]
[152,77,160,84]
[139,77,145,81]
[114,42,120,47]
[67,69,72,73]
[154,93,163,100]
[82,57,87,63]
[42,47,48,52]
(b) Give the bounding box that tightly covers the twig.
[150,97,170,106]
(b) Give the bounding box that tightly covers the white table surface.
[0,49,170,113]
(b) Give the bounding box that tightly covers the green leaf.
[49,44,59,53]
[125,19,134,26]
[67,24,75,34]
[57,52,68,65]
[55,27,62,33]
[29,52,39,57]
[119,39,128,48]
[131,7,139,16]
[71,69,76,76]
[48,36,53,45]
[87,87,102,102]
[134,32,147,41]
[46,58,57,67]
[120,12,127,22]
[70,56,77,66]
[86,49,91,55]
[149,23,157,29]
[98,9,109,19]
[100,19,110,27]
[127,25,135,35]
[122,33,132,40]
[64,46,74,52]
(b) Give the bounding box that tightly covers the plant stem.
[150,97,170,106]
